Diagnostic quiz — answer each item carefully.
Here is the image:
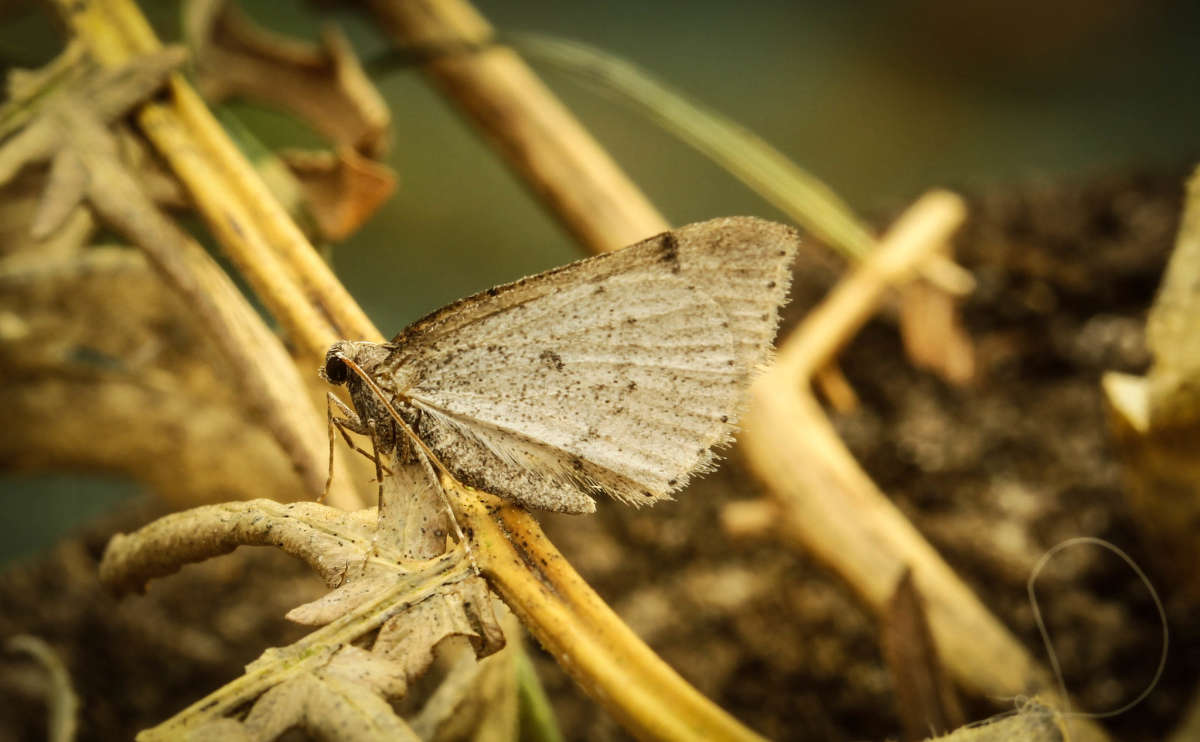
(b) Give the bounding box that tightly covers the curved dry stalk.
[99,499,485,740]
[365,0,670,253]
[740,191,1110,741]
[452,487,766,742]
[5,635,79,742]
[100,500,379,595]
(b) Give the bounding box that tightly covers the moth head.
[320,341,354,386]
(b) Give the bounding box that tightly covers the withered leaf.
[881,569,964,741]
[282,147,396,242]
[104,499,507,739]
[185,0,390,155]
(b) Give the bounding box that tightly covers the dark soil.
[1,171,1195,741]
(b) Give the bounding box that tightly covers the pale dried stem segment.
[1104,165,1200,597]
[100,500,380,595]
[5,635,79,742]
[453,488,766,742]
[366,0,670,253]
[741,191,1110,742]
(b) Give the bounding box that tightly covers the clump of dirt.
[0,172,1193,741]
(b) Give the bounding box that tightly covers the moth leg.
[323,392,392,502]
[366,419,385,508]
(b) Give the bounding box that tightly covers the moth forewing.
[323,216,800,514]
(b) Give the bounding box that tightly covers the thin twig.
[6,635,79,742]
[365,0,670,253]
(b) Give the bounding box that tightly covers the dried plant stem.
[100,500,379,595]
[775,191,968,379]
[6,635,79,742]
[741,192,1109,741]
[455,489,765,742]
[366,0,670,253]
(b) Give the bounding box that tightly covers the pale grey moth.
[321,216,799,514]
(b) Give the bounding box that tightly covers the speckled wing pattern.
[380,217,799,513]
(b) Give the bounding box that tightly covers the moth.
[321,217,799,514]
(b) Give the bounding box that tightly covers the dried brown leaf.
[185,0,390,155]
[881,570,964,741]
[282,147,396,242]
[899,272,976,385]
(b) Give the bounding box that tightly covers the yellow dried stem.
[455,489,766,742]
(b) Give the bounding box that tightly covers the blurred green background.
[2,0,1198,563]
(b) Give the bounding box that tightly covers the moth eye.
[324,355,349,385]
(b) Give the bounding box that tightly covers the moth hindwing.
[323,216,800,514]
